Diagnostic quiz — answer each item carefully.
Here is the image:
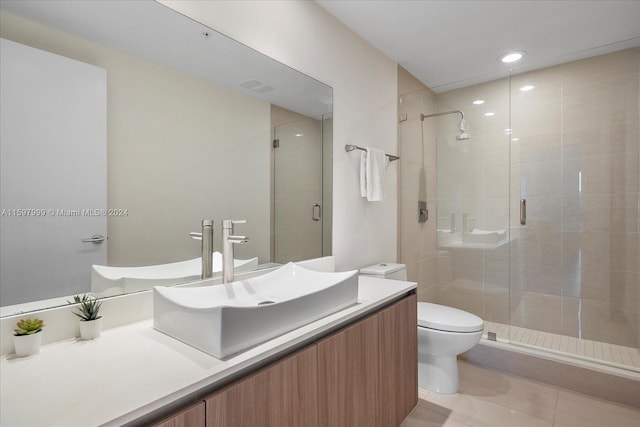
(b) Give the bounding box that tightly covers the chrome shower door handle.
[312,204,321,222]
[82,234,105,244]
[520,199,527,225]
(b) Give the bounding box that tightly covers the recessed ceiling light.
[484,112,495,117]
[511,138,520,142]
[498,51,526,63]
[472,99,485,105]
[295,133,304,137]
[519,85,535,92]
[503,128,512,133]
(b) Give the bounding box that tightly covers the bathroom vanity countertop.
[0,276,416,427]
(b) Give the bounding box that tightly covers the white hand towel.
[364,147,389,201]
[360,150,368,198]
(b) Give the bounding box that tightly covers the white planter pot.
[13,332,42,357]
[79,317,102,340]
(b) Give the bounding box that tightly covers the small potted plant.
[70,294,103,340]
[13,318,45,357]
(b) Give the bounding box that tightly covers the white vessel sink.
[462,228,507,244]
[437,230,460,246]
[153,262,359,358]
[91,252,259,297]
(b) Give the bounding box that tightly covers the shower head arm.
[420,110,464,122]
[420,109,470,140]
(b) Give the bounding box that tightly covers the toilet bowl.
[360,262,484,395]
[417,302,483,394]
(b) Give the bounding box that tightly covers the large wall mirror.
[0,0,333,315]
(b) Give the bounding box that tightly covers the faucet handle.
[223,219,246,228]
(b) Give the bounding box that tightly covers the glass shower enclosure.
[409,47,639,372]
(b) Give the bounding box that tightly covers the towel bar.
[345,144,399,161]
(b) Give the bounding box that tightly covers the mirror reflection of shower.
[420,110,470,140]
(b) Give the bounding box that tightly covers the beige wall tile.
[397,66,439,282]
[563,76,639,127]
[562,114,638,159]
[561,231,611,271]
[560,48,639,84]
[512,159,562,197]
[510,131,561,163]
[611,193,640,232]
[510,291,563,333]
[610,232,640,273]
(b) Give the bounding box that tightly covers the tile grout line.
[551,382,560,427]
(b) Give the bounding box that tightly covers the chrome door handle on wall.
[312,204,321,222]
[82,234,105,244]
[520,199,527,225]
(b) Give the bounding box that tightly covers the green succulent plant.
[69,294,102,321]
[14,318,44,336]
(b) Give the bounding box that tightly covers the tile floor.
[483,321,640,371]
[401,360,640,427]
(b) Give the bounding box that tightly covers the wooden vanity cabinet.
[205,346,318,427]
[317,312,380,426]
[158,293,417,427]
[378,294,418,426]
[151,401,206,427]
[317,293,417,427]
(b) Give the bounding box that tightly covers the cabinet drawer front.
[379,294,418,426]
[206,346,318,427]
[318,314,380,427]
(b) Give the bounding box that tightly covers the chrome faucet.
[462,213,476,233]
[190,219,214,279]
[222,220,249,283]
[201,219,214,279]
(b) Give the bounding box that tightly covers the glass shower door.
[434,78,512,333]
[508,50,640,370]
[508,66,567,348]
[273,117,324,263]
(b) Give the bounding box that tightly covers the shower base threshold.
[482,320,640,372]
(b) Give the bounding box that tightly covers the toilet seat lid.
[417,302,483,333]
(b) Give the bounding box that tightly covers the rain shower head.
[456,118,470,140]
[421,110,471,140]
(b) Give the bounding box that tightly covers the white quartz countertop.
[0,277,416,427]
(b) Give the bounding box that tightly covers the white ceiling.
[0,0,332,118]
[316,0,640,93]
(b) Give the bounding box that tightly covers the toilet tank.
[359,263,407,281]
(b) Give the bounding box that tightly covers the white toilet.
[417,302,483,394]
[360,263,484,395]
